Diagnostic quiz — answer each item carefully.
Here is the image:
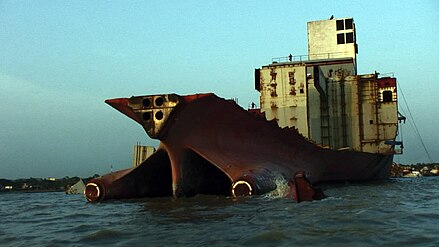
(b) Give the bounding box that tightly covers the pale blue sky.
[1,1,438,179]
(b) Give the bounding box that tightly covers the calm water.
[1,177,438,247]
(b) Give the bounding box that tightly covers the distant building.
[48,177,56,181]
[132,144,156,167]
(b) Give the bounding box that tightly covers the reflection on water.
[1,177,438,246]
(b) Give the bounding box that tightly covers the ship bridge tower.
[307,17,358,73]
[255,17,399,154]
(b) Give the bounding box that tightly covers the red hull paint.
[85,94,391,202]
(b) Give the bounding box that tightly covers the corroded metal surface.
[85,93,392,202]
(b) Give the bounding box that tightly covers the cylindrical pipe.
[231,180,253,196]
[85,182,105,202]
[231,169,278,197]
[84,168,133,202]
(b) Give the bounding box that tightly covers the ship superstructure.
[255,17,400,154]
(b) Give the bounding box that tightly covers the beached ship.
[84,17,403,202]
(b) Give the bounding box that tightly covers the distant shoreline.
[0,189,65,194]
[0,176,97,193]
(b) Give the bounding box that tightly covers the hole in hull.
[155,111,164,120]
[137,149,173,197]
[110,149,231,199]
[155,97,164,106]
[143,111,152,121]
[178,150,231,197]
[143,98,151,107]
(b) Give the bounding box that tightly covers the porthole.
[143,98,151,107]
[143,112,152,121]
[155,111,164,120]
[155,97,164,107]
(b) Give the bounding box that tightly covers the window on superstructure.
[382,90,393,102]
[346,32,354,43]
[337,33,345,44]
[345,19,353,29]
[336,20,344,30]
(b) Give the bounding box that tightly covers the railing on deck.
[271,52,351,63]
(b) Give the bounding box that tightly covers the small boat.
[66,179,85,195]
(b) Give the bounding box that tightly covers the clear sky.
[1,1,438,179]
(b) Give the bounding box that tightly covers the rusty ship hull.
[85,93,392,202]
[84,17,402,203]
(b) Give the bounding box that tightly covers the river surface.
[1,177,438,247]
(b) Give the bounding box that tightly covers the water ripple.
[1,178,439,246]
